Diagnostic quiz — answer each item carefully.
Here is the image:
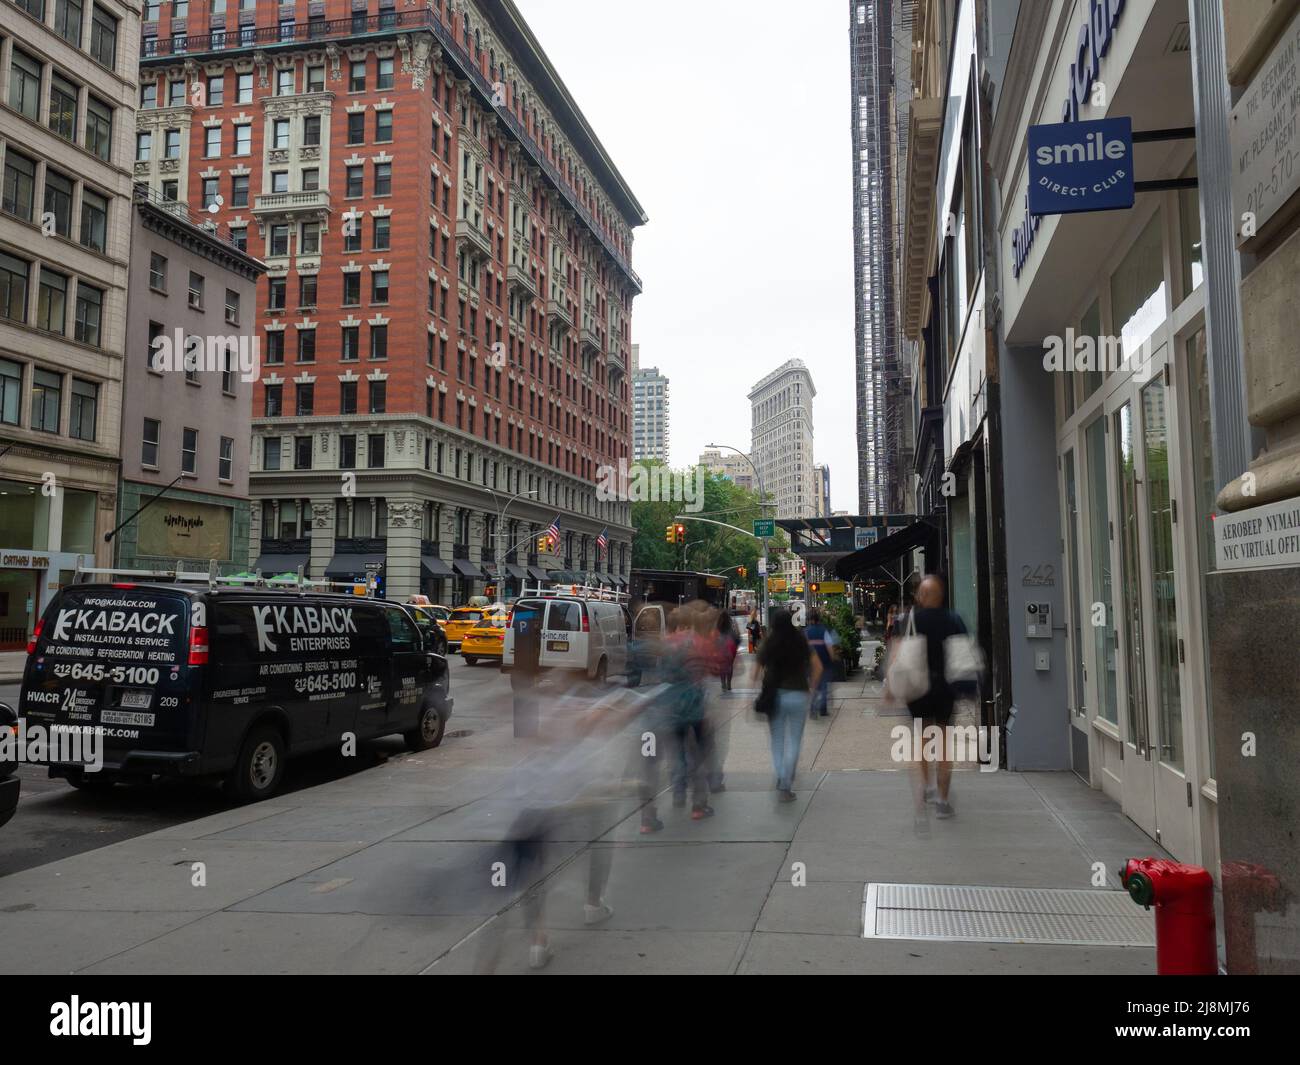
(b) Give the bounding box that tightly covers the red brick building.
[135,0,644,602]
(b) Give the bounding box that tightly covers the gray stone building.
[115,186,265,576]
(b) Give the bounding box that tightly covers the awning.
[254,553,310,576]
[527,566,548,581]
[834,519,940,579]
[503,563,529,580]
[421,555,454,578]
[325,553,386,581]
[452,558,487,579]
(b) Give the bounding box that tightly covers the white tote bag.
[944,632,984,683]
[887,611,931,703]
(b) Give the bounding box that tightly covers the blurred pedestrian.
[715,609,739,692]
[804,608,834,718]
[662,605,715,820]
[756,610,822,802]
[746,612,761,654]
[895,574,968,829]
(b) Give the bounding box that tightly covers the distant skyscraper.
[749,360,817,519]
[813,464,831,516]
[699,448,754,492]
[633,363,670,463]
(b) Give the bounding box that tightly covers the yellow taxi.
[460,613,508,666]
[444,606,489,649]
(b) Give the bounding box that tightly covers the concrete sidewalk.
[0,650,25,685]
[0,668,1163,975]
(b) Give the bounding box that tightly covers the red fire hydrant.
[1121,858,1218,975]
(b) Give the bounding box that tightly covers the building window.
[202,177,220,209]
[367,433,385,468]
[164,128,181,158]
[376,110,393,142]
[182,427,198,474]
[370,324,387,361]
[303,114,321,146]
[300,222,320,254]
[269,224,289,257]
[263,437,281,471]
[70,378,97,441]
[0,359,21,425]
[340,380,357,415]
[342,273,360,305]
[295,382,313,416]
[188,271,204,309]
[140,82,157,109]
[272,117,290,149]
[298,274,317,308]
[306,66,324,93]
[136,130,153,161]
[161,179,178,202]
[219,436,233,480]
[80,189,108,252]
[349,60,366,92]
[37,268,67,333]
[0,253,30,323]
[374,162,391,196]
[373,216,391,251]
[339,434,356,468]
[86,97,112,160]
[268,278,286,310]
[90,4,118,69]
[372,270,389,304]
[206,73,224,106]
[234,124,251,155]
[369,379,386,413]
[142,417,160,467]
[74,283,103,346]
[167,79,185,107]
[343,213,362,252]
[341,325,359,361]
[230,225,247,252]
[204,126,221,158]
[49,74,79,141]
[301,168,319,192]
[236,72,253,103]
[55,0,83,44]
[2,151,37,222]
[9,51,42,122]
[346,165,363,198]
[377,58,394,89]
[275,68,294,96]
[231,173,249,206]
[270,171,289,194]
[43,170,73,237]
[297,329,315,362]
[31,369,62,433]
[294,435,312,470]
[347,111,365,145]
[264,383,281,417]
[225,288,239,325]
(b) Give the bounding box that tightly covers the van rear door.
[539,599,586,669]
[21,586,195,767]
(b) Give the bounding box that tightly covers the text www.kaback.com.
[1114,1026,1250,1039]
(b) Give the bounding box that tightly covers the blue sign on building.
[1027,116,1134,216]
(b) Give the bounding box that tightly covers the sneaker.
[584,902,615,926]
[639,816,664,834]
[528,943,553,970]
[778,789,797,803]
[935,800,955,820]
[690,804,714,820]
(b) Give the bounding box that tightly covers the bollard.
[1121,857,1218,975]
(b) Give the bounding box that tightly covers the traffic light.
[665,524,675,544]
[675,523,686,544]
[811,582,820,594]
[738,566,747,579]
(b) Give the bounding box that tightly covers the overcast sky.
[516,0,859,514]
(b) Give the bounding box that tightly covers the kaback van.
[19,577,452,801]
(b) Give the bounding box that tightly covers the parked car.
[405,605,449,657]
[0,703,18,830]
[19,581,453,802]
[460,613,507,666]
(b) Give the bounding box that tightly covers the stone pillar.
[1210,0,1300,974]
[385,498,422,601]
[309,500,333,582]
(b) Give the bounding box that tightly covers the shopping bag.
[887,611,930,703]
[944,633,984,683]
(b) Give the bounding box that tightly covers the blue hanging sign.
[1027,116,1134,216]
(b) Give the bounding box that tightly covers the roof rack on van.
[518,581,629,603]
[72,559,381,596]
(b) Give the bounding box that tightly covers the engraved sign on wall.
[137,500,233,561]
[1231,7,1300,244]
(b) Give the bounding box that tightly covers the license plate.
[120,690,152,709]
[547,640,569,652]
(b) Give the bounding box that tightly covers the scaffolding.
[850,0,917,516]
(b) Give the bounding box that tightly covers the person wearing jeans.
[756,611,823,801]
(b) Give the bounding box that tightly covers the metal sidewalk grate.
[862,883,1155,947]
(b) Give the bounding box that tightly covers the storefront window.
[0,478,50,548]
[1111,211,1166,363]
[1178,163,1203,299]
[1079,298,1104,401]
[1115,402,1148,749]
[61,488,96,553]
[1085,417,1117,725]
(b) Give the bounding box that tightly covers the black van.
[18,583,452,802]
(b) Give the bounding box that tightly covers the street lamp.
[487,488,537,600]
[707,442,773,623]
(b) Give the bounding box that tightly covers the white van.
[502,589,632,682]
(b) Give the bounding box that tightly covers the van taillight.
[26,617,43,655]
[188,625,209,665]
[581,610,589,633]
[111,583,137,589]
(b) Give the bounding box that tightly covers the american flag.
[595,528,608,555]
[545,516,561,543]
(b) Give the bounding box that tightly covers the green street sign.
[753,518,776,538]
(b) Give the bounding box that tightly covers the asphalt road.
[0,654,510,878]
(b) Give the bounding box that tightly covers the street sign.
[768,577,787,593]
[756,557,767,575]
[753,518,776,538]
[1027,116,1134,216]
[817,580,847,595]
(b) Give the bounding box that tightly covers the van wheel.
[463,656,478,666]
[226,725,286,803]
[594,657,607,684]
[405,702,445,751]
